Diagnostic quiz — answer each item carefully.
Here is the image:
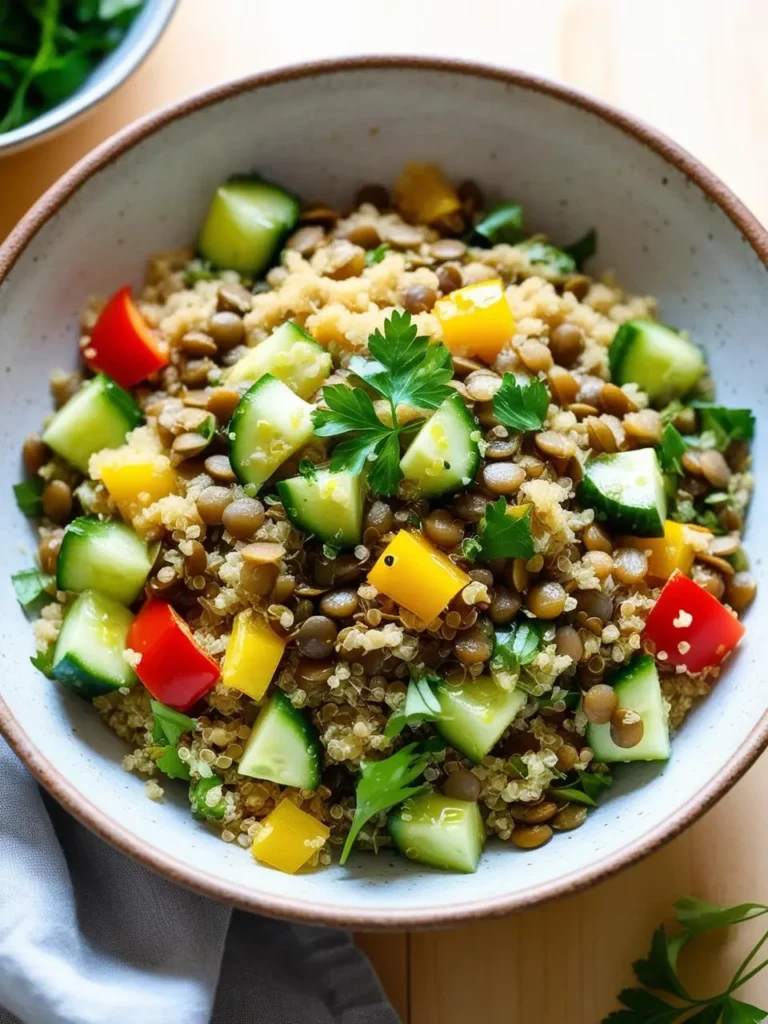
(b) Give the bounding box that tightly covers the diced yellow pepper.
[222,609,286,701]
[251,798,330,874]
[619,520,712,582]
[98,453,177,520]
[434,279,515,363]
[394,162,461,225]
[368,530,470,625]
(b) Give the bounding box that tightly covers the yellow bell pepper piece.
[394,162,461,225]
[368,530,470,624]
[252,798,330,874]
[222,609,286,701]
[434,279,515,363]
[619,520,712,582]
[98,453,177,520]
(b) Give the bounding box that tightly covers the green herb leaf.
[13,478,44,516]
[554,769,613,807]
[518,238,577,276]
[340,738,443,865]
[183,259,218,286]
[473,202,525,246]
[685,1005,728,1024]
[492,618,544,673]
[689,403,755,451]
[366,430,403,497]
[189,774,227,820]
[722,997,768,1023]
[632,926,693,1000]
[384,668,443,739]
[156,745,191,781]
[675,899,768,936]
[313,383,387,438]
[365,244,389,266]
[150,700,197,747]
[493,374,549,432]
[471,499,535,562]
[507,754,529,779]
[298,459,318,481]
[322,541,342,560]
[617,987,684,1020]
[11,568,54,608]
[30,645,54,678]
[657,423,687,477]
[564,228,598,269]
[195,413,216,442]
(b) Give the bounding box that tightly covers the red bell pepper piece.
[127,599,220,711]
[643,571,745,673]
[86,286,168,389]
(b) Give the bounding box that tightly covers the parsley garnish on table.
[313,310,453,496]
[0,1,147,134]
[339,737,444,865]
[604,897,768,1022]
[463,498,535,562]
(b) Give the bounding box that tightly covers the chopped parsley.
[473,202,525,246]
[518,238,577,277]
[30,645,54,678]
[189,774,227,820]
[298,459,318,481]
[492,374,549,433]
[463,499,535,563]
[552,768,612,808]
[150,701,197,746]
[11,568,54,609]
[384,668,443,739]
[657,422,687,478]
[491,619,545,674]
[155,746,190,782]
[690,402,755,451]
[13,479,44,517]
[364,244,390,266]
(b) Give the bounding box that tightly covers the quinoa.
[18,164,755,873]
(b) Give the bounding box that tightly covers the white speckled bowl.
[1,58,766,929]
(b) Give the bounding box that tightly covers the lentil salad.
[13,163,756,875]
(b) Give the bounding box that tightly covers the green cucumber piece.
[42,374,142,473]
[609,319,705,405]
[228,374,314,491]
[388,789,486,873]
[198,176,299,276]
[400,393,480,498]
[587,655,670,762]
[238,691,321,789]
[56,516,154,605]
[52,590,137,698]
[436,676,527,763]
[277,468,364,548]
[578,448,666,537]
[225,321,332,398]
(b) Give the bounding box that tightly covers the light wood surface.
[2,2,766,1021]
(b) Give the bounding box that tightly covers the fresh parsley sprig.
[340,736,444,865]
[384,668,444,740]
[150,700,197,782]
[493,373,550,432]
[604,897,768,1022]
[462,498,535,562]
[313,310,454,496]
[11,568,54,610]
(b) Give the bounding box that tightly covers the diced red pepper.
[127,599,220,710]
[86,286,168,389]
[643,571,745,673]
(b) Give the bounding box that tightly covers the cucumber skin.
[56,517,152,605]
[52,653,125,700]
[577,450,666,538]
[608,320,705,404]
[276,470,363,548]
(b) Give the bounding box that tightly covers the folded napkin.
[0,740,399,1024]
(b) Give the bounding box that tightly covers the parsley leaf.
[675,898,768,936]
[657,423,687,477]
[13,479,44,517]
[156,746,191,781]
[189,774,227,820]
[518,238,577,277]
[507,754,529,779]
[690,403,755,451]
[722,998,768,1023]
[150,700,197,747]
[11,568,54,608]
[298,459,318,481]
[313,384,386,439]
[340,737,443,865]
[493,373,549,432]
[473,202,525,246]
[30,646,54,678]
[553,768,613,808]
[365,244,389,266]
[467,499,535,562]
[384,668,443,739]
[367,430,404,499]
[492,619,544,673]
[564,228,598,269]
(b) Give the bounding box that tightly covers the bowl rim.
[1,54,767,930]
[0,0,179,154]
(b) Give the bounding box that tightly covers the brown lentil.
[691,563,726,600]
[623,409,663,445]
[612,547,648,585]
[610,708,644,748]
[518,339,553,373]
[454,627,492,665]
[196,485,233,525]
[364,500,394,536]
[322,240,366,280]
[453,495,488,525]
[489,586,521,625]
[536,431,575,461]
[599,382,637,416]
[286,225,325,256]
[549,323,584,367]
[42,480,72,523]
[519,800,559,824]
[554,625,583,662]
[464,370,502,402]
[241,563,279,597]
[295,616,338,659]
[526,581,567,619]
[272,574,296,603]
[183,540,207,577]
[482,461,525,496]
[172,432,210,460]
[556,743,581,772]
[402,284,437,314]
[294,657,335,690]
[206,387,241,423]
[204,453,236,483]
[424,509,465,548]
[443,769,481,802]
[180,331,217,357]
[577,590,613,621]
[725,571,756,612]
[585,416,618,454]
[319,589,360,619]
[208,311,244,350]
[39,535,61,575]
[241,542,285,566]
[551,804,588,831]
[436,263,463,295]
[699,448,732,489]
[22,435,49,475]
[344,222,381,249]
[548,366,580,406]
[582,523,613,553]
[583,683,618,725]
[484,437,521,460]
[222,497,265,539]
[511,824,553,850]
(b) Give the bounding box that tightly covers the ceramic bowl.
[0,0,177,154]
[1,58,766,929]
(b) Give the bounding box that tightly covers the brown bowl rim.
[1,55,766,931]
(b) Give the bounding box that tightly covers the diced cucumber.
[238,690,321,790]
[578,448,666,537]
[42,374,143,474]
[228,374,314,491]
[52,590,137,698]
[436,676,527,763]
[587,655,670,762]
[609,319,705,405]
[388,789,486,873]
[277,468,364,548]
[57,517,154,605]
[400,392,481,498]
[225,321,332,398]
[198,176,299,276]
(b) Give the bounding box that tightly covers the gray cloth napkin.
[0,740,400,1024]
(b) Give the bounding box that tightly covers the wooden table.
[2,2,766,1020]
